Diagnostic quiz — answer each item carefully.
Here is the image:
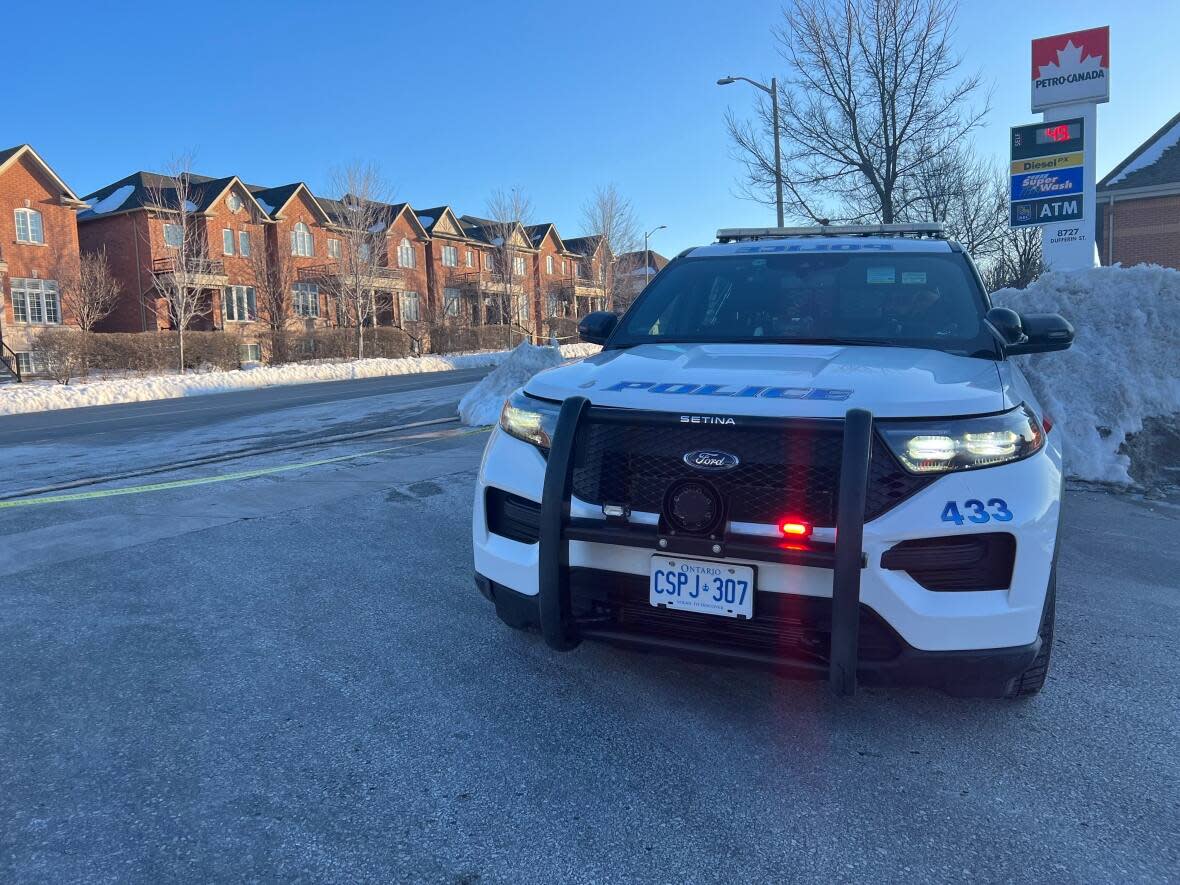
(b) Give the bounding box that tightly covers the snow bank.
[0,343,599,417]
[458,342,567,426]
[992,265,1180,484]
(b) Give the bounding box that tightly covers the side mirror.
[986,307,1025,347]
[1006,313,1074,355]
[578,310,618,345]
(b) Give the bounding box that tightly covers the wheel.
[1005,567,1056,698]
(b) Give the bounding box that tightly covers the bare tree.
[726,0,988,223]
[905,146,1007,257]
[580,184,640,310]
[484,187,535,345]
[245,229,295,363]
[54,248,120,334]
[323,162,391,359]
[982,225,1043,292]
[142,155,212,372]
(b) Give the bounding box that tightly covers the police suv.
[473,223,1073,697]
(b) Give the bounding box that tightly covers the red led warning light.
[778,520,812,538]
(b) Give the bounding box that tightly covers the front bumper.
[473,401,1062,695]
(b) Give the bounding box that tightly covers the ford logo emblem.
[683,450,741,472]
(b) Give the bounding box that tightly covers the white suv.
[472,224,1073,697]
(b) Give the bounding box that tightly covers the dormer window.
[14,208,44,244]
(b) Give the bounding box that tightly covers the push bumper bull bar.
[537,396,876,697]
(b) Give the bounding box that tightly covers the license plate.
[649,556,755,619]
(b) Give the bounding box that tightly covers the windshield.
[612,251,996,356]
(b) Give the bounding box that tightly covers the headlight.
[878,405,1044,474]
[499,389,562,449]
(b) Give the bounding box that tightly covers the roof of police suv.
[689,236,955,257]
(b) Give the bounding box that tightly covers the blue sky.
[9,1,1173,255]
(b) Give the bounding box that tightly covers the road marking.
[0,427,490,509]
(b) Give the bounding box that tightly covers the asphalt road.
[0,426,1177,883]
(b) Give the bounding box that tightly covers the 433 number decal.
[941,498,1013,525]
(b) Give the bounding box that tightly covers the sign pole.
[1041,103,1099,270]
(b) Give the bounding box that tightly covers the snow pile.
[0,343,599,417]
[458,341,569,426]
[992,265,1180,484]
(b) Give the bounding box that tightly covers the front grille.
[570,414,932,525]
[569,569,902,662]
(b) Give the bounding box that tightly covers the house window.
[222,228,234,255]
[293,282,319,318]
[465,249,474,268]
[561,258,568,275]
[227,193,243,213]
[359,242,372,261]
[546,254,554,275]
[515,294,530,324]
[443,287,461,317]
[398,238,415,268]
[238,231,251,257]
[512,255,526,277]
[14,208,44,244]
[163,223,183,247]
[291,222,314,257]
[11,278,60,324]
[484,253,494,271]
[400,290,420,322]
[442,245,458,267]
[15,351,41,375]
[328,239,341,259]
[223,285,256,321]
[239,343,261,363]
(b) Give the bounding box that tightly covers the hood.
[525,343,1005,419]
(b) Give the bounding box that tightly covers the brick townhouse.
[561,235,611,313]
[77,171,273,359]
[0,145,87,379]
[1098,110,1180,270]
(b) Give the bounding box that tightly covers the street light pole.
[717,74,784,227]
[643,224,666,287]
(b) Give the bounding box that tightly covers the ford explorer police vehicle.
[473,223,1073,697]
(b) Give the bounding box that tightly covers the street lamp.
[717,75,784,227]
[644,224,666,284]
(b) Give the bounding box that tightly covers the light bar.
[716,222,948,242]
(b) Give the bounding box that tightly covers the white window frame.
[15,352,43,375]
[546,254,554,275]
[238,230,251,257]
[293,282,320,318]
[443,287,461,318]
[163,223,183,248]
[442,244,458,267]
[398,238,415,268]
[512,255,527,277]
[291,222,314,257]
[465,249,474,268]
[239,343,261,363]
[328,238,341,259]
[222,228,234,255]
[11,278,61,325]
[223,285,257,322]
[400,290,420,322]
[14,208,44,244]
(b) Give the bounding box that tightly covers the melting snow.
[1107,117,1180,184]
[459,342,585,426]
[183,200,198,212]
[256,197,274,214]
[993,265,1180,483]
[368,221,387,233]
[417,215,435,227]
[85,185,135,216]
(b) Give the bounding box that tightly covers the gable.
[508,226,531,250]
[432,211,461,236]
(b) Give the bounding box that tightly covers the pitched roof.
[562,235,603,257]
[1099,111,1180,193]
[0,144,84,204]
[619,249,669,273]
[79,171,267,221]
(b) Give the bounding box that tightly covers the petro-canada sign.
[1031,26,1110,112]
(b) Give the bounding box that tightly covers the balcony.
[297,262,404,288]
[450,270,525,294]
[151,255,227,287]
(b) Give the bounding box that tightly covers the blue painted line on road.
[0,428,490,509]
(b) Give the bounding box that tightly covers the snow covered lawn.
[0,344,600,417]
[993,264,1180,485]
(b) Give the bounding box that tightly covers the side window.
[291,222,313,257]
[163,223,183,247]
[238,231,251,256]
[398,238,415,268]
[328,239,341,259]
[14,208,44,244]
[222,228,234,255]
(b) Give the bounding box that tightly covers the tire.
[1005,567,1056,698]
